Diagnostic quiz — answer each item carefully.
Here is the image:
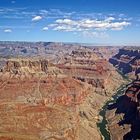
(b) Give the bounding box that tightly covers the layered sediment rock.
[0,43,125,140]
[56,48,125,140]
[1,59,48,74]
[0,58,92,140]
[109,47,140,79]
[107,47,140,140]
[106,80,140,140]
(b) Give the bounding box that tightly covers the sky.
[0,0,140,45]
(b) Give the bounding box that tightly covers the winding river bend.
[97,85,127,140]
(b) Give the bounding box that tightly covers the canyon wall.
[0,42,125,140]
[107,47,140,140]
[109,47,140,79]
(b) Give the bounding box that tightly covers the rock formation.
[109,47,140,79]
[0,42,126,140]
[106,80,140,140]
[0,58,91,140]
[107,47,140,140]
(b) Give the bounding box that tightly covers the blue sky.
[0,0,140,45]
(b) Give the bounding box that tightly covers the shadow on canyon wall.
[107,94,140,140]
[109,49,140,75]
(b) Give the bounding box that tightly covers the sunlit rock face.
[0,58,92,140]
[0,42,125,140]
[1,59,48,75]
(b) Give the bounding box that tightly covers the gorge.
[0,42,140,140]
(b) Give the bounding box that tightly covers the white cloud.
[4,29,12,33]
[45,17,130,40]
[56,19,76,25]
[32,16,42,21]
[42,27,48,31]
[109,21,131,30]
[53,25,77,32]
[48,18,131,32]
[105,17,115,21]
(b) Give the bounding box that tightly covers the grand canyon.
[1,0,140,139]
[0,42,139,140]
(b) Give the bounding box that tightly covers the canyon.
[109,47,140,79]
[107,47,140,140]
[0,42,139,140]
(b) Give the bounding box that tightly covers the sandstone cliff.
[0,44,125,140]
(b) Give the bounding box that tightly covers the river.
[97,84,127,140]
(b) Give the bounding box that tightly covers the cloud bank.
[47,17,130,32]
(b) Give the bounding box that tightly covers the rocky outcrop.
[56,48,126,140]
[0,58,92,140]
[106,80,140,140]
[106,47,140,140]
[109,47,140,79]
[0,43,125,140]
[0,59,64,79]
[58,52,124,96]
[1,59,48,75]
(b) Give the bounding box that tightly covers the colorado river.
[97,85,127,140]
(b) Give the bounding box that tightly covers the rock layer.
[0,42,125,140]
[109,47,140,79]
[107,47,140,140]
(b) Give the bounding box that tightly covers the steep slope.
[107,47,140,140]
[56,48,125,140]
[0,43,125,140]
[0,58,92,140]
[109,47,140,79]
[106,80,140,140]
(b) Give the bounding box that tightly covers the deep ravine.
[97,84,127,140]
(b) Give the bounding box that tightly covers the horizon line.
[0,40,140,47]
